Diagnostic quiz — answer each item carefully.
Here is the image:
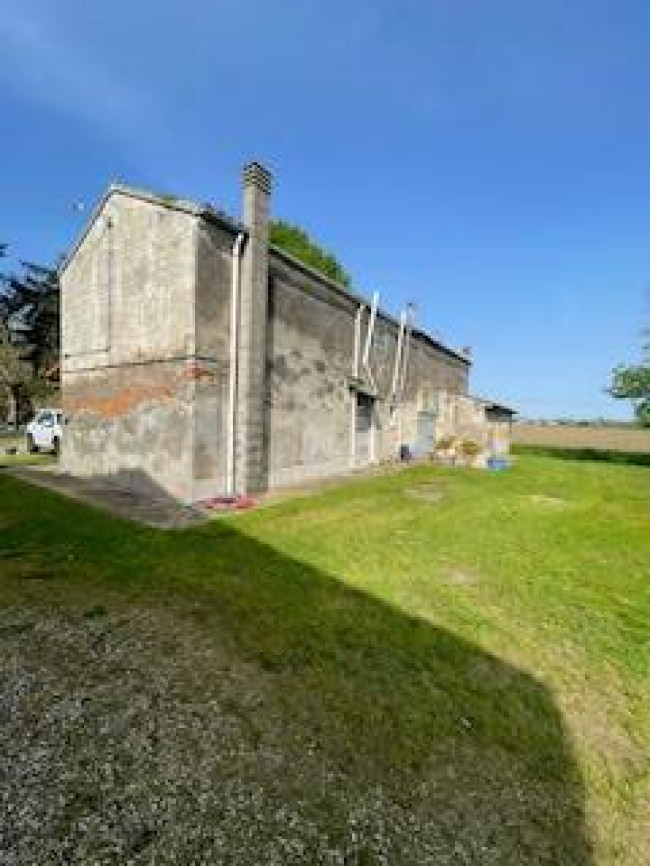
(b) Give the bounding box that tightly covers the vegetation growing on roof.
[270,219,352,288]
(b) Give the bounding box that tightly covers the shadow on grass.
[1,469,594,863]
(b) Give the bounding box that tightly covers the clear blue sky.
[2,0,649,419]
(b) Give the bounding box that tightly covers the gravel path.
[1,603,586,865]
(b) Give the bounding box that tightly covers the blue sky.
[2,0,649,419]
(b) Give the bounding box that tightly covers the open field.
[0,456,648,864]
[513,423,650,453]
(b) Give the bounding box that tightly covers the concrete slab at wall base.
[4,455,431,529]
[6,466,207,529]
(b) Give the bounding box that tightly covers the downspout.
[397,307,413,401]
[226,232,245,496]
[353,305,363,379]
[390,307,407,454]
[396,307,413,448]
[390,308,407,403]
[350,304,364,465]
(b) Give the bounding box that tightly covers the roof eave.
[269,244,471,366]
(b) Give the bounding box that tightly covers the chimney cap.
[242,161,272,194]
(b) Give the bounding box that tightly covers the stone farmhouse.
[60,162,513,503]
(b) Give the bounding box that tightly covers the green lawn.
[0,435,55,468]
[0,456,648,863]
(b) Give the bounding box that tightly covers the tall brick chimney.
[236,161,272,493]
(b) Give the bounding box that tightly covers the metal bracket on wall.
[361,291,379,393]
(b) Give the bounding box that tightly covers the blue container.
[487,457,510,471]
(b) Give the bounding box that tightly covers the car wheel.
[52,437,60,456]
[26,433,38,454]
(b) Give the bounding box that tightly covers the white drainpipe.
[397,308,412,400]
[350,304,364,465]
[362,291,379,391]
[226,232,245,496]
[353,304,363,379]
[396,309,413,450]
[390,308,407,403]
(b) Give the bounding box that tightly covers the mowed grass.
[0,435,55,468]
[0,456,648,863]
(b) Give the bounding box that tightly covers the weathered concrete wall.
[62,193,197,372]
[395,337,469,454]
[193,219,237,499]
[61,361,195,501]
[61,190,234,502]
[434,392,487,445]
[195,221,233,361]
[425,393,512,463]
[265,248,471,486]
[266,262,356,487]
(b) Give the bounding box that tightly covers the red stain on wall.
[182,360,215,381]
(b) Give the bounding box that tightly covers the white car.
[26,409,64,455]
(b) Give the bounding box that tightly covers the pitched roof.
[472,395,517,415]
[59,183,246,276]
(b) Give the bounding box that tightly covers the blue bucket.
[487,457,510,471]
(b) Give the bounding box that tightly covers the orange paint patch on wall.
[63,382,177,419]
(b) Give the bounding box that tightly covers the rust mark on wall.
[182,360,216,381]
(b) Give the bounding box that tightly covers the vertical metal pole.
[362,292,379,390]
[351,305,363,465]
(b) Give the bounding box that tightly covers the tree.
[608,329,650,426]
[0,258,60,377]
[0,321,34,427]
[269,220,352,288]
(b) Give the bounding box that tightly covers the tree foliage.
[609,329,650,426]
[0,322,31,387]
[0,320,35,425]
[0,247,59,422]
[0,257,60,377]
[269,220,352,288]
